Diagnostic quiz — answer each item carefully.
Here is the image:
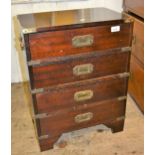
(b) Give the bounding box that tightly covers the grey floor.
[12,83,144,155]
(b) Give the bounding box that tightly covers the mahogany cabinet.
[17,8,133,151]
[124,0,144,112]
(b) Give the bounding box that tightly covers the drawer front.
[132,18,144,63]
[123,13,144,63]
[30,49,130,89]
[37,99,126,137]
[129,55,144,112]
[28,23,132,60]
[34,76,128,113]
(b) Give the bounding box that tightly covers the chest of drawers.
[17,8,133,151]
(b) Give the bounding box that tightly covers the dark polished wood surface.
[38,98,126,137]
[18,7,124,33]
[31,50,130,89]
[28,23,132,60]
[35,76,128,113]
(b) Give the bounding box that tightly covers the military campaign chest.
[17,8,133,151]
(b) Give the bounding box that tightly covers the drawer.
[123,12,144,63]
[33,74,129,113]
[28,23,132,60]
[132,18,144,63]
[36,98,126,137]
[29,48,130,89]
[129,55,144,112]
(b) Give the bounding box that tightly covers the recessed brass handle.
[74,90,94,102]
[75,112,93,123]
[73,63,94,76]
[72,34,94,48]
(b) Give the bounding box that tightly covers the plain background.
[0,0,151,155]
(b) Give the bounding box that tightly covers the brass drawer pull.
[75,112,93,123]
[74,90,94,102]
[72,34,94,48]
[73,63,94,76]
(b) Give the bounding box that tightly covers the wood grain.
[30,50,130,89]
[37,99,126,137]
[28,24,132,60]
[34,76,128,113]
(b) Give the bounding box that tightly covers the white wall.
[104,0,123,12]
[11,0,123,83]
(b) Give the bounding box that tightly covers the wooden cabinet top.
[17,7,124,34]
[124,0,144,18]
